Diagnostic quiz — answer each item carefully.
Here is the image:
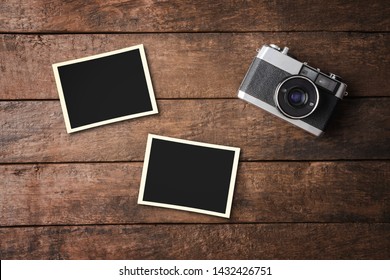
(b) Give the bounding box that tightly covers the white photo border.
[52,44,158,133]
[138,134,241,218]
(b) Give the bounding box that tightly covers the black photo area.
[143,139,236,214]
[58,49,153,129]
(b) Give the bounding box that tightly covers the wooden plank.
[0,99,389,162]
[0,223,388,259]
[0,0,388,33]
[1,162,388,226]
[0,33,388,100]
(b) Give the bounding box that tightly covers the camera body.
[238,44,347,136]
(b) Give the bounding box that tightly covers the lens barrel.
[275,76,319,119]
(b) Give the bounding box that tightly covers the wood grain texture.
[1,224,389,259]
[0,0,388,33]
[1,99,389,162]
[0,33,389,100]
[1,0,389,261]
[1,162,388,226]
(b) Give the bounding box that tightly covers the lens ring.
[274,76,319,119]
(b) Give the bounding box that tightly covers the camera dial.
[269,44,281,51]
[274,76,319,119]
[329,73,343,82]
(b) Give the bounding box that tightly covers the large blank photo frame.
[52,44,158,133]
[138,134,241,218]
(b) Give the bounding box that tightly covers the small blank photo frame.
[52,44,158,133]
[138,134,241,218]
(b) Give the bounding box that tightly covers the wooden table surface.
[0,0,389,259]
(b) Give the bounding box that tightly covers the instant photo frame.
[138,134,241,218]
[52,44,158,133]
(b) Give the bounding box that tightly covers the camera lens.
[287,89,307,107]
[275,76,319,119]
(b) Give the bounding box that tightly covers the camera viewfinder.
[315,74,337,92]
[300,65,318,81]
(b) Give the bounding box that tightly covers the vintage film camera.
[238,44,347,136]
